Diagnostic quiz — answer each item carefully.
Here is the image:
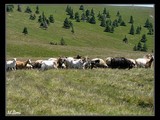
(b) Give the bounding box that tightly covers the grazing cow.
[16,59,31,69]
[63,57,84,69]
[40,60,58,70]
[31,60,43,69]
[109,57,135,69]
[25,64,33,69]
[83,61,91,69]
[6,58,17,71]
[126,58,136,68]
[136,54,154,68]
[91,58,108,69]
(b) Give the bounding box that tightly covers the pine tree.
[17,5,22,12]
[100,16,106,27]
[85,9,90,17]
[129,15,134,24]
[129,24,135,35]
[103,8,107,14]
[123,35,128,43]
[69,9,74,19]
[112,19,118,27]
[106,11,110,18]
[136,26,141,34]
[120,21,126,26]
[75,12,79,20]
[89,15,96,24]
[144,18,150,28]
[81,13,86,22]
[63,18,70,29]
[118,15,122,23]
[142,43,148,52]
[7,5,14,12]
[137,41,142,51]
[60,37,66,45]
[116,11,120,16]
[79,5,84,10]
[22,27,28,35]
[110,26,114,33]
[35,5,40,14]
[49,15,54,23]
[141,34,147,43]
[133,44,137,51]
[25,6,32,13]
[91,8,95,16]
[104,23,111,32]
[148,27,153,35]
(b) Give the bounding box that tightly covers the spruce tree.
[141,34,147,43]
[129,15,134,24]
[123,35,128,43]
[116,11,120,16]
[144,18,150,28]
[118,15,122,23]
[17,5,22,12]
[63,18,70,28]
[69,9,74,19]
[91,8,95,16]
[49,15,54,23]
[137,41,142,51]
[7,5,14,12]
[25,6,32,13]
[89,15,96,24]
[35,5,40,14]
[133,44,137,51]
[120,21,126,26]
[142,43,148,52]
[103,8,107,14]
[60,37,66,45]
[129,24,135,35]
[104,23,111,32]
[106,11,110,18]
[148,27,153,35]
[100,16,106,27]
[110,26,114,33]
[81,13,86,22]
[79,5,84,10]
[22,27,28,35]
[136,26,141,34]
[85,9,90,17]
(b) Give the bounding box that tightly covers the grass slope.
[6,4,154,58]
[6,68,154,115]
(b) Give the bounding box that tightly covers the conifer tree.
[142,43,148,52]
[133,44,137,51]
[17,5,22,12]
[49,15,54,23]
[116,11,120,16]
[123,35,128,43]
[79,5,84,10]
[141,34,147,43]
[35,5,40,14]
[136,26,141,34]
[104,23,111,32]
[60,37,66,45]
[85,9,90,17]
[25,6,32,13]
[144,18,150,28]
[110,26,114,33]
[129,24,135,35]
[137,41,142,51]
[22,27,28,35]
[120,20,126,26]
[103,8,107,14]
[91,8,95,16]
[100,16,106,27]
[129,15,134,24]
[118,15,122,23]
[63,18,70,28]
[89,15,96,24]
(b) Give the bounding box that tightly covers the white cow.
[40,60,58,70]
[6,58,17,71]
[136,54,154,68]
[64,57,84,69]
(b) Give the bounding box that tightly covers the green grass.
[6,4,154,116]
[6,4,154,58]
[6,68,154,115]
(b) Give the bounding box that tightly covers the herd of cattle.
[6,54,154,71]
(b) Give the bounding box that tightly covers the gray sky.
[109,4,154,7]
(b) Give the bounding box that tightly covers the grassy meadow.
[6,4,154,116]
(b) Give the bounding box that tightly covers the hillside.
[6,4,154,59]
